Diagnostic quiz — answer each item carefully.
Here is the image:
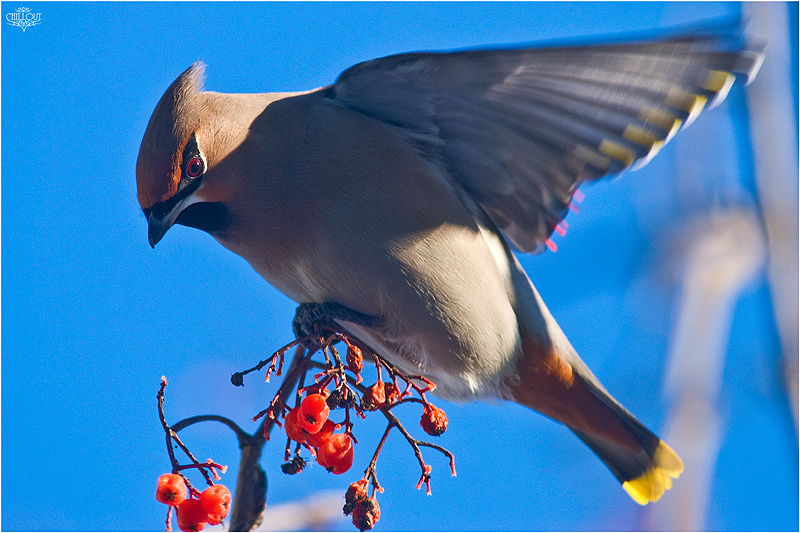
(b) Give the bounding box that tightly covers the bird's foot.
[292,302,381,342]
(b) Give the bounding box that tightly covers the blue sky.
[3,2,798,531]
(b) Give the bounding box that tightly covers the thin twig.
[363,422,393,494]
[172,414,250,444]
[158,377,214,493]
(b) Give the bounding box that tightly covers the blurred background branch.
[744,2,800,433]
[648,210,766,531]
[646,3,798,530]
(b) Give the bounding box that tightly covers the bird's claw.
[292,302,380,344]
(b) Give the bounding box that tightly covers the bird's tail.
[567,373,683,505]
[506,254,682,503]
[508,326,683,504]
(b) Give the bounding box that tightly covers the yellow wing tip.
[622,440,684,505]
[704,70,735,94]
[598,139,636,168]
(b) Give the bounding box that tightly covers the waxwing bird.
[137,31,763,504]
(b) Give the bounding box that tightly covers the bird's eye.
[186,157,203,178]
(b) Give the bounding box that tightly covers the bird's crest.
[136,61,206,210]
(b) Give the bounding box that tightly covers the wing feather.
[329,31,764,252]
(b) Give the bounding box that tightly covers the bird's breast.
[213,93,530,399]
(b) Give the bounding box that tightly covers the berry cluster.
[154,323,458,531]
[285,393,355,474]
[156,475,232,532]
[235,329,457,531]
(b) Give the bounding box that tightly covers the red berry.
[351,497,380,531]
[299,393,330,434]
[361,382,386,411]
[156,473,187,506]
[284,408,307,443]
[317,433,354,474]
[176,498,208,532]
[420,403,448,436]
[199,484,231,519]
[305,418,336,448]
[205,514,224,526]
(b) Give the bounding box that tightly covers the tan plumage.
[137,32,763,503]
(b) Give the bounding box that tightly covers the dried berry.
[230,372,245,387]
[361,382,386,411]
[351,497,380,531]
[327,386,354,410]
[420,403,448,436]
[346,344,364,374]
[383,382,399,405]
[281,456,307,475]
[343,479,369,515]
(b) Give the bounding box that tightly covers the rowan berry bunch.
[233,325,457,531]
[156,377,232,532]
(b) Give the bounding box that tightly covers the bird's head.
[136,61,233,248]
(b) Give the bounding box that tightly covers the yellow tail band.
[621,440,684,505]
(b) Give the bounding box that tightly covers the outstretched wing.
[327,32,764,252]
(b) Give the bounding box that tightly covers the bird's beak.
[148,211,172,248]
[147,193,202,248]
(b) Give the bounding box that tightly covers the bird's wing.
[327,32,764,252]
